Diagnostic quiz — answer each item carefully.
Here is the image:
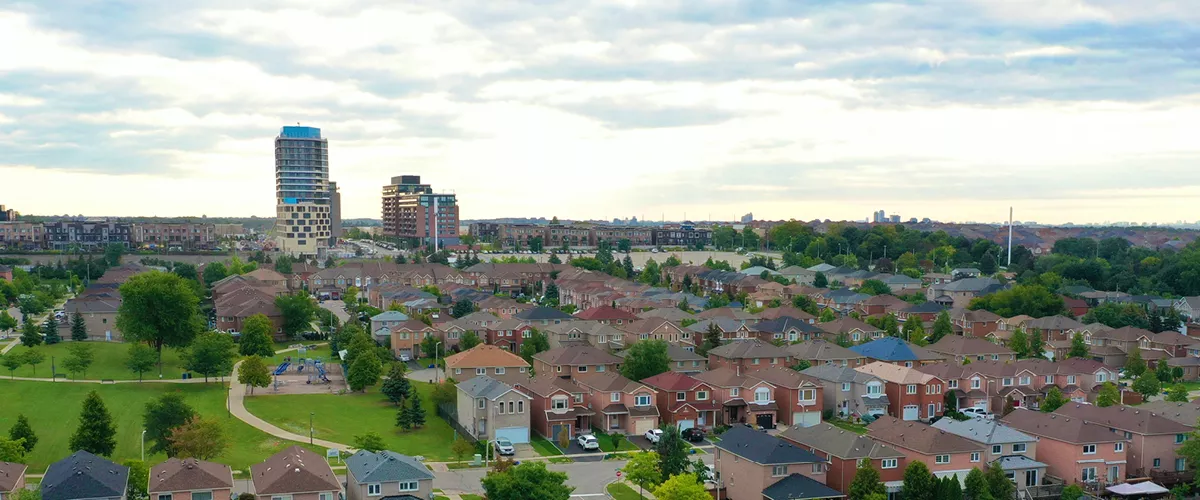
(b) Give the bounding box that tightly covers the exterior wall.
[655,383,717,430]
[713,448,824,500]
[668,358,708,373]
[158,488,233,500]
[707,355,791,374]
[981,440,1039,464]
[0,221,44,249]
[893,447,981,476]
[256,491,337,500]
[448,365,528,383]
[1034,438,1126,484]
[484,394,530,441]
[587,387,658,435]
[816,454,903,495]
[60,311,122,341]
[882,381,944,420]
[1132,433,1189,474]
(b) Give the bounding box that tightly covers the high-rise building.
[329,181,342,244]
[381,175,460,249]
[740,213,753,223]
[0,205,15,222]
[274,126,331,257]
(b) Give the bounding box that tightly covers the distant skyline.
[2,1,1199,224]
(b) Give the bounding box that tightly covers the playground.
[265,347,347,395]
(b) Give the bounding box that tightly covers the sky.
[1,0,1199,225]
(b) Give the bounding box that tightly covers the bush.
[822,409,835,421]
[713,424,730,436]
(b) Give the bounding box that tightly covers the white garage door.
[677,420,695,431]
[634,418,656,435]
[902,405,919,421]
[495,427,529,444]
[792,412,820,428]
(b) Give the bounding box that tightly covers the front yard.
[590,429,642,452]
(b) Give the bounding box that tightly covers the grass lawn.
[531,435,563,456]
[462,495,484,500]
[260,343,334,369]
[0,379,314,470]
[607,482,647,500]
[828,418,869,435]
[590,429,641,452]
[2,342,188,380]
[243,380,457,460]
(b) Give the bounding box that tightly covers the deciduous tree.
[1166,384,1190,403]
[652,473,708,500]
[1068,332,1090,359]
[63,342,95,379]
[69,390,117,456]
[1042,387,1068,413]
[932,311,953,343]
[8,414,37,454]
[623,451,662,494]
[168,418,227,460]
[126,343,157,382]
[1125,348,1147,378]
[984,461,1015,500]
[621,340,670,381]
[1132,374,1162,400]
[481,461,573,500]
[354,432,387,452]
[19,321,41,347]
[238,356,272,395]
[184,332,236,382]
[118,272,204,369]
[848,458,886,500]
[22,348,44,376]
[1,353,21,378]
[0,437,25,463]
[275,293,317,339]
[1096,382,1120,407]
[144,393,196,456]
[520,329,550,365]
[123,460,149,500]
[238,314,276,357]
[655,425,689,481]
[459,331,482,351]
[902,460,937,500]
[348,351,382,392]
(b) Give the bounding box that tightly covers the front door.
[927,404,936,419]
[755,413,774,429]
[1108,466,1119,482]
[1025,469,1038,487]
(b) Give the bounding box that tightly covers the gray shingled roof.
[457,375,521,400]
[42,451,129,500]
[714,426,825,465]
[346,450,434,484]
[708,339,791,359]
[931,418,1036,445]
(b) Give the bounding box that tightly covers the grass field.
[260,343,334,369]
[607,482,647,500]
[2,342,188,380]
[0,379,315,470]
[243,380,457,460]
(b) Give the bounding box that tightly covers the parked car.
[577,434,600,451]
[494,437,515,456]
[961,407,994,420]
[644,429,664,444]
[682,428,706,442]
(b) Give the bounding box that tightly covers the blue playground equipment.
[273,361,291,376]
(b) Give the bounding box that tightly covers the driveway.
[627,436,656,450]
[318,300,352,324]
[406,366,444,384]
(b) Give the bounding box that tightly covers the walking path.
[1,340,15,354]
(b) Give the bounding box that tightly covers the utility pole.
[1007,207,1014,267]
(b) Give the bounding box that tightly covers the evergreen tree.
[8,414,37,454]
[395,398,414,430]
[1068,332,1090,359]
[382,374,413,405]
[984,461,1015,500]
[69,390,117,456]
[814,272,828,288]
[71,312,88,341]
[847,458,886,500]
[902,461,937,500]
[1027,329,1045,360]
[623,255,635,278]
[1007,328,1029,358]
[1124,348,1146,378]
[19,321,41,347]
[939,475,964,500]
[654,426,689,482]
[931,311,953,343]
[964,468,990,500]
[42,315,60,344]
[407,390,426,428]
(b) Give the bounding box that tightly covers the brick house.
[753,366,824,427]
[1023,315,1086,342]
[444,345,530,383]
[620,317,693,347]
[574,371,660,435]
[0,460,27,500]
[532,346,623,381]
[926,335,1017,364]
[868,417,986,484]
[712,426,839,500]
[780,423,905,495]
[574,306,639,325]
[1054,403,1193,478]
[148,458,233,500]
[641,371,720,431]
[693,367,781,428]
[250,446,341,500]
[483,319,534,352]
[707,339,793,373]
[1001,409,1129,485]
[787,340,868,368]
[819,318,883,344]
[930,418,1046,491]
[855,362,944,421]
[388,320,439,360]
[801,365,889,419]
[514,376,594,445]
[850,337,944,367]
[949,308,1002,338]
[856,295,910,317]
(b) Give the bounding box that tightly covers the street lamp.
[309,412,315,445]
[141,430,147,461]
[435,342,443,383]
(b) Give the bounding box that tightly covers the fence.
[437,402,478,445]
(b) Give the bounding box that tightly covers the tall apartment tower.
[274,126,331,257]
[381,175,459,249]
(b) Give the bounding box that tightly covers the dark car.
[682,428,706,442]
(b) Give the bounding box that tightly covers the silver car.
[494,437,515,456]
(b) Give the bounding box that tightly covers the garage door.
[902,405,919,421]
[634,418,656,435]
[792,412,820,428]
[677,420,695,431]
[756,413,775,429]
[495,427,529,444]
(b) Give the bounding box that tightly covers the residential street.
[433,452,714,497]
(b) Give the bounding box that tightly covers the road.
[434,452,714,496]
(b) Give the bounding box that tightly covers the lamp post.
[309,412,314,445]
[141,430,147,461]
[435,341,443,383]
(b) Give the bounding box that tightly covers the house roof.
[942,277,1002,292]
[751,365,819,389]
[808,263,836,273]
[1000,408,1126,444]
[444,344,530,369]
[575,306,640,322]
[801,364,880,384]
[755,317,825,335]
[867,416,984,454]
[1137,401,1200,427]
[708,339,791,360]
[457,376,526,400]
[780,423,904,460]
[697,307,759,321]
[637,307,695,322]
[574,371,648,393]
[1052,403,1193,435]
[533,345,623,366]
[757,306,816,321]
[903,302,947,314]
[693,367,762,388]
[787,340,863,362]
[640,371,705,392]
[149,458,233,493]
[860,294,909,309]
[514,306,575,321]
[622,317,687,335]
[850,337,944,362]
[617,344,705,363]
[251,446,341,495]
[930,418,1035,445]
[346,450,434,484]
[992,455,1048,472]
[855,361,938,385]
[371,311,410,322]
[0,461,28,493]
[762,473,847,500]
[819,317,880,334]
[927,336,1015,357]
[1023,315,1085,331]
[714,425,825,465]
[42,451,129,500]
[1093,326,1154,342]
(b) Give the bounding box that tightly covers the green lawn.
[0,379,314,470]
[462,495,484,500]
[531,435,563,456]
[260,343,334,369]
[828,418,869,435]
[243,380,457,460]
[2,342,188,380]
[607,482,647,500]
[590,430,641,452]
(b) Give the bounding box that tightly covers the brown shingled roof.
[444,344,530,369]
[867,416,984,454]
[1000,408,1127,444]
[149,458,233,493]
[251,446,340,495]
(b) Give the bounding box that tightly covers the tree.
[858,279,891,296]
[42,314,60,344]
[0,311,17,335]
[1157,358,1175,384]
[63,342,95,379]
[520,329,550,365]
[452,437,475,462]
[655,425,689,481]
[1097,382,1120,407]
[123,460,149,500]
[1007,328,1029,358]
[69,390,117,456]
[238,355,272,395]
[395,398,414,431]
[623,451,662,494]
[848,458,886,500]
[22,348,44,376]
[984,461,1015,500]
[653,473,708,500]
[1060,484,1085,500]
[1125,348,1147,378]
[1067,332,1090,359]
[431,380,457,407]
[382,373,413,405]
[8,414,36,454]
[696,323,722,357]
[69,311,88,341]
[902,317,926,344]
[353,431,387,453]
[964,467,989,500]
[239,314,276,357]
[0,353,19,378]
[118,272,204,369]
[459,331,482,351]
[126,343,157,382]
[1166,384,1190,403]
[547,252,562,264]
[1027,329,1045,360]
[819,308,836,322]
[275,293,317,339]
[348,351,382,392]
[1042,386,1068,413]
[452,298,475,318]
[931,311,953,343]
[144,393,196,456]
[19,320,41,347]
[168,417,227,460]
[814,272,828,288]
[481,461,573,500]
[623,255,635,278]
[621,340,670,381]
[0,437,25,463]
[184,332,236,382]
[406,391,426,428]
[1133,374,1162,400]
[902,461,937,500]
[967,284,1065,318]
[938,475,964,500]
[102,243,124,266]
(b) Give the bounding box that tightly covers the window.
[731,387,740,397]
[1083,444,1096,455]
[1002,377,1013,386]
[867,383,882,395]
[1177,434,1188,444]
[523,330,531,338]
[1115,442,1124,452]
[772,465,787,477]
[612,392,621,402]
[948,380,958,389]
[496,367,505,375]
[991,354,999,361]
[842,383,851,392]
[971,378,981,389]
[597,365,606,372]
[753,358,760,365]
[1012,443,1027,453]
[1068,375,1077,384]
[508,401,515,414]
[1019,376,1031,385]
[552,397,568,410]
[1081,467,1097,482]
[455,368,462,375]
[578,366,588,373]
[801,389,816,401]
[812,463,823,473]
[907,385,917,395]
[905,361,913,368]
[1096,372,1107,383]
[1045,375,1054,384]
[573,393,583,403]
[498,402,505,414]
[477,398,486,409]
[992,445,1002,454]
[677,392,687,401]
[882,459,898,469]
[399,481,419,492]
[971,452,981,462]
[935,455,950,464]
[368,484,381,496]
[477,368,486,375]
[556,366,563,373]
[158,495,173,500]
[697,391,708,400]
[1177,458,1187,471]
[518,400,524,413]
[318,495,331,500]
[755,387,770,403]
[1154,458,1161,467]
[636,394,651,406]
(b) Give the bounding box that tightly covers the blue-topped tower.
[275,125,331,257]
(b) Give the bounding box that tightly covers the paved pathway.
[1,340,16,354]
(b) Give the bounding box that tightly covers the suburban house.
[515,375,594,445]
[868,417,986,485]
[752,366,825,427]
[780,423,905,496]
[926,278,1005,308]
[855,362,944,421]
[1053,403,1193,478]
[148,458,233,500]
[444,345,530,383]
[1023,316,1086,341]
[0,461,26,500]
[620,317,693,347]
[927,335,1017,363]
[919,358,1119,414]
[370,311,410,338]
[755,317,827,343]
[1000,409,1129,485]
[850,337,944,367]
[694,367,781,428]
[454,376,533,444]
[787,340,868,368]
[514,306,576,326]
[617,344,707,374]
[532,346,623,380]
[948,308,1002,338]
[641,371,720,432]
[930,418,1046,491]
[251,446,341,500]
[60,285,125,341]
[707,339,793,373]
[387,320,439,361]
[801,364,889,419]
[483,319,536,352]
[713,426,841,500]
[897,302,947,324]
[819,318,883,344]
[42,451,129,500]
[345,450,435,500]
[574,371,660,435]
[856,295,910,317]
[574,306,640,325]
[758,306,817,323]
[542,321,623,351]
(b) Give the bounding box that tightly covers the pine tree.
[407,393,426,428]
[1068,332,1090,359]
[71,312,88,341]
[69,390,117,456]
[8,414,37,454]
[395,398,414,430]
[1027,329,1045,360]
[1007,328,1029,358]
[42,315,61,344]
[20,321,41,348]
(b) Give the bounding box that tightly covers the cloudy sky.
[2,0,1199,224]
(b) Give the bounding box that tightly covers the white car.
[961,407,994,420]
[577,434,600,451]
[644,429,664,443]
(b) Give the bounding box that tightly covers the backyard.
[2,342,188,380]
[243,380,456,460]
